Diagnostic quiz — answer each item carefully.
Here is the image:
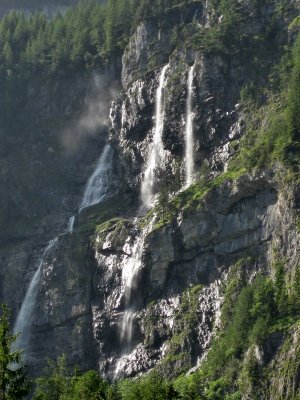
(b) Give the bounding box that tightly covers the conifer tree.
[104,0,118,55]
[0,304,30,400]
[3,42,13,67]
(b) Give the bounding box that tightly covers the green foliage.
[287,34,300,145]
[189,0,246,54]
[173,372,207,400]
[0,0,192,80]
[147,28,300,234]
[33,355,72,400]
[230,30,300,174]
[152,169,245,230]
[95,217,127,241]
[238,347,261,399]
[266,323,300,400]
[289,15,300,31]
[0,1,133,75]
[0,0,152,122]
[119,371,180,400]
[30,256,300,400]
[220,259,248,328]
[193,257,300,398]
[290,265,300,314]
[0,0,200,124]
[229,96,293,172]
[0,304,30,400]
[71,371,109,400]
[206,378,239,400]
[33,358,112,400]
[157,185,171,224]
[274,259,289,316]
[154,284,203,375]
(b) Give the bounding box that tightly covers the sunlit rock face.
[16,162,298,379]
[3,0,299,383]
[88,170,298,379]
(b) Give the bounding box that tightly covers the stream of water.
[141,65,168,209]
[13,144,114,356]
[13,237,58,352]
[185,65,195,187]
[79,144,114,212]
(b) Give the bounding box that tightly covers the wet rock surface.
[87,172,299,378]
[1,0,299,384]
[20,166,298,378]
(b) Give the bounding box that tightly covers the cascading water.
[141,65,168,209]
[115,67,169,374]
[115,217,156,378]
[79,144,114,211]
[14,144,114,356]
[13,237,58,354]
[114,237,145,378]
[120,231,144,346]
[120,309,135,345]
[185,65,195,187]
[67,215,75,233]
[68,144,114,233]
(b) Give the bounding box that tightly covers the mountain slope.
[0,0,299,398]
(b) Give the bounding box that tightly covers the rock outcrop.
[21,167,299,379]
[1,0,299,391]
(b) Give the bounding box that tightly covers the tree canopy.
[0,0,187,78]
[0,305,30,400]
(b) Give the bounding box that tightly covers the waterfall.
[114,234,145,377]
[115,217,155,378]
[14,143,114,357]
[13,237,58,354]
[69,144,114,232]
[185,65,195,187]
[120,309,135,345]
[141,65,168,209]
[120,232,144,346]
[67,215,75,233]
[79,144,114,211]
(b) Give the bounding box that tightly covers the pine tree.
[104,0,118,55]
[3,42,13,67]
[0,305,30,400]
[33,355,70,400]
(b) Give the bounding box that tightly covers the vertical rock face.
[3,0,300,387]
[28,232,97,376]
[121,2,206,88]
[88,172,298,379]
[267,325,300,399]
[21,167,299,379]
[0,70,118,329]
[112,44,243,195]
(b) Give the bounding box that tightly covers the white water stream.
[79,144,114,212]
[13,237,58,353]
[14,144,114,355]
[120,232,144,345]
[116,66,169,370]
[67,215,75,233]
[141,65,168,209]
[115,216,156,378]
[185,65,195,186]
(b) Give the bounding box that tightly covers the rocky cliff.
[1,0,300,398]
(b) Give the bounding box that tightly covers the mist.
[61,73,119,155]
